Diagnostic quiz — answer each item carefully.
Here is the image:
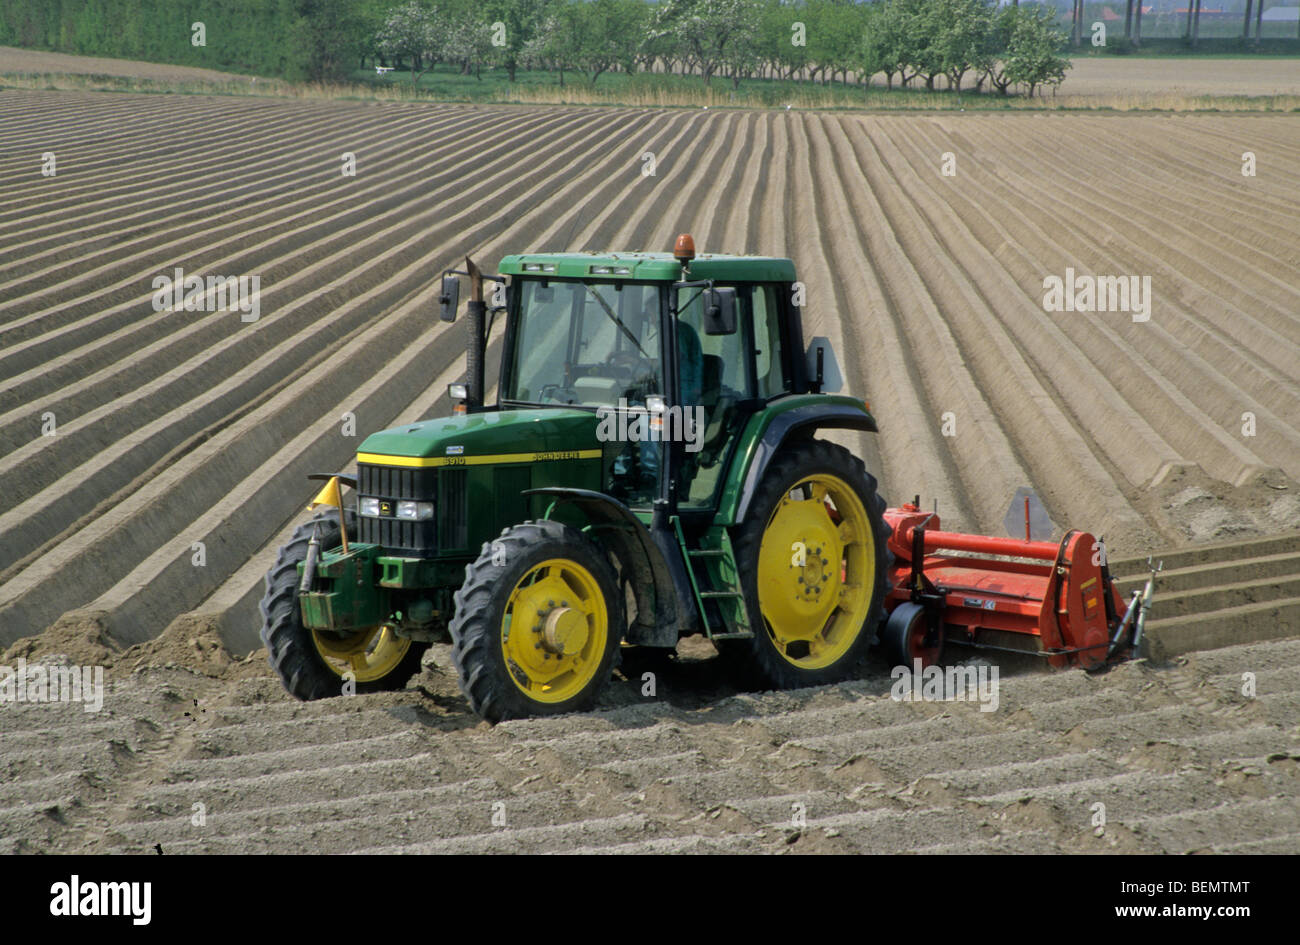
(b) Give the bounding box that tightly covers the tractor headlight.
[396,501,434,520]
[359,497,381,517]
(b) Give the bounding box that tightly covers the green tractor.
[260,235,891,722]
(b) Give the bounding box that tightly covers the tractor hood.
[357,407,601,466]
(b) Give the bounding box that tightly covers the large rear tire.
[260,509,429,700]
[724,439,891,690]
[450,519,623,723]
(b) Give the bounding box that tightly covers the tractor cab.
[487,241,804,521]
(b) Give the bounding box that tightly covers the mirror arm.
[670,278,715,315]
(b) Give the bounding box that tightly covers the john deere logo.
[379,501,393,516]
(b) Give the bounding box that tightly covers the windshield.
[504,279,664,408]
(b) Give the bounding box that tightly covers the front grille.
[439,468,468,551]
[358,464,436,500]
[357,463,438,555]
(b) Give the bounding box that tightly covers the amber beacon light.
[673,232,696,266]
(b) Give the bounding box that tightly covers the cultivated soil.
[0,81,1296,853]
[1045,56,1300,98]
[0,46,250,83]
[2,634,1297,854]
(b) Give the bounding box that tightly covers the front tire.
[450,519,624,723]
[725,438,891,690]
[260,509,428,700]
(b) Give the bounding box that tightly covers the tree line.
[1,0,1071,96]
[374,0,1071,96]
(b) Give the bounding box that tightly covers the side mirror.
[702,286,737,335]
[805,336,843,394]
[439,275,461,322]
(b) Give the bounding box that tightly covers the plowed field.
[1,89,1296,853]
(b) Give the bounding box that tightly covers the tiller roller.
[879,499,1156,671]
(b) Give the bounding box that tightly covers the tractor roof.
[497,251,796,283]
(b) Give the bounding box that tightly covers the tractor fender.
[523,488,694,647]
[732,404,878,525]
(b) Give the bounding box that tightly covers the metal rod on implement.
[1108,589,1142,657]
[903,526,1061,561]
[299,523,320,595]
[1132,558,1163,652]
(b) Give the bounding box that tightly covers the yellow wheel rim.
[756,473,875,671]
[311,626,411,683]
[500,558,609,705]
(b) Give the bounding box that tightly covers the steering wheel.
[605,350,650,382]
[538,383,580,405]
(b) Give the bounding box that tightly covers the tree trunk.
[1125,0,1134,37]
[1184,0,1194,40]
[1134,1,1143,45]
[1192,0,1202,47]
[1255,0,1264,43]
[1242,0,1253,40]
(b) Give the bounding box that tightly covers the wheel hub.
[755,474,875,670]
[762,494,841,629]
[541,605,587,655]
[500,559,609,704]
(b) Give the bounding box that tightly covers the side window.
[752,284,788,398]
[676,285,753,508]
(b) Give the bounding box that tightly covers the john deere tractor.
[260,235,890,722]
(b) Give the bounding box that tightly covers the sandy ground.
[1060,56,1300,97]
[0,87,1296,853]
[0,95,1295,657]
[0,46,248,83]
[2,626,1297,854]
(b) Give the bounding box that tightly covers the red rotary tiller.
[878,499,1157,671]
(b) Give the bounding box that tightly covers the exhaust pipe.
[465,257,485,411]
